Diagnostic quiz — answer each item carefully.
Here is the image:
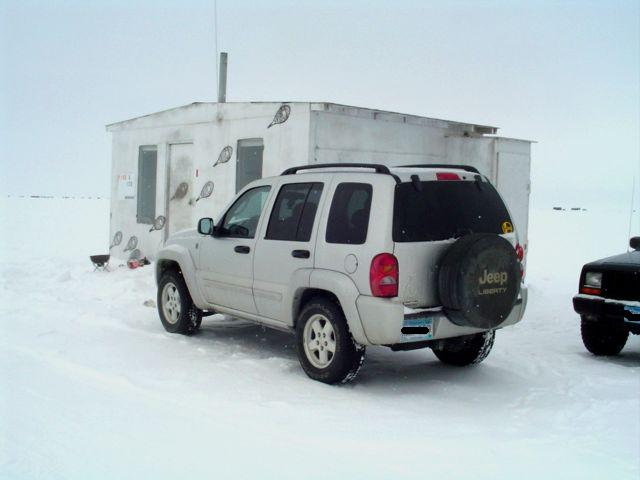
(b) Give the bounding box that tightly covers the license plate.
[624,305,640,321]
[401,317,434,341]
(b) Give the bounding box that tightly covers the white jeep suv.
[156,164,527,384]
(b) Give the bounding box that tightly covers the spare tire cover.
[438,233,520,329]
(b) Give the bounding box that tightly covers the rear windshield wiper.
[474,174,484,192]
[411,174,423,192]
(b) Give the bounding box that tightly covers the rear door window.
[326,183,372,245]
[393,180,511,242]
[266,183,324,241]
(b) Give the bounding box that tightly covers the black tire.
[157,269,202,335]
[295,297,365,384]
[580,316,628,356]
[438,234,520,329]
[432,330,495,366]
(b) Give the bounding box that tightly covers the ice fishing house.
[106,101,532,259]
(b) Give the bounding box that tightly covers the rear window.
[393,180,511,242]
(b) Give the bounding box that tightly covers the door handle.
[291,250,310,259]
[234,245,250,254]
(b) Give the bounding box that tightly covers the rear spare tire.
[438,233,520,329]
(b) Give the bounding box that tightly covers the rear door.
[313,174,395,297]
[253,175,327,322]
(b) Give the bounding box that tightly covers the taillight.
[436,172,460,181]
[515,243,525,280]
[370,253,399,297]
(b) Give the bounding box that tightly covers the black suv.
[573,237,640,355]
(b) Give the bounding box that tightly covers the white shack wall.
[311,110,531,247]
[495,138,532,247]
[445,137,495,177]
[311,111,452,165]
[109,103,311,260]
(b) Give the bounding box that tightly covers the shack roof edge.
[105,101,505,135]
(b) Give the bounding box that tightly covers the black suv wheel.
[580,316,628,356]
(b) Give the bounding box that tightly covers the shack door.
[166,143,195,239]
[496,152,531,246]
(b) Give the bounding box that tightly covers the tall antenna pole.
[214,0,219,100]
[218,52,228,103]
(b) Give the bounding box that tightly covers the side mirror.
[197,217,214,235]
[630,237,640,251]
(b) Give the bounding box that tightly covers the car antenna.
[628,175,636,251]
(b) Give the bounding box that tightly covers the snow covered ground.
[1,197,638,479]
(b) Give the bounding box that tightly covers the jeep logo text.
[479,270,508,286]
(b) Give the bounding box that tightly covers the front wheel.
[295,298,365,384]
[581,316,628,356]
[432,330,495,366]
[157,270,202,335]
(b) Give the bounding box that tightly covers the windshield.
[393,180,512,242]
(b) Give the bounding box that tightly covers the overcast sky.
[1,0,638,212]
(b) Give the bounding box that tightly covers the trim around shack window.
[137,145,157,224]
[236,138,264,193]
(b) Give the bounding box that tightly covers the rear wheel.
[157,270,202,335]
[295,298,365,384]
[580,316,628,356]
[432,330,495,366]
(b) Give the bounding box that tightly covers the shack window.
[137,146,157,224]
[236,138,264,193]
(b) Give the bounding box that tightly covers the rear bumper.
[356,285,528,346]
[573,294,640,333]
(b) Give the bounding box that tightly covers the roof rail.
[396,164,480,174]
[281,163,392,176]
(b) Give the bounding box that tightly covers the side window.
[266,183,324,241]
[221,186,271,238]
[326,183,372,245]
[136,146,157,224]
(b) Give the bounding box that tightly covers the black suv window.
[326,183,372,245]
[266,183,323,241]
[393,180,512,242]
[220,186,271,238]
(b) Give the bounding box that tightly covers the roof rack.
[281,163,392,176]
[396,164,480,174]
